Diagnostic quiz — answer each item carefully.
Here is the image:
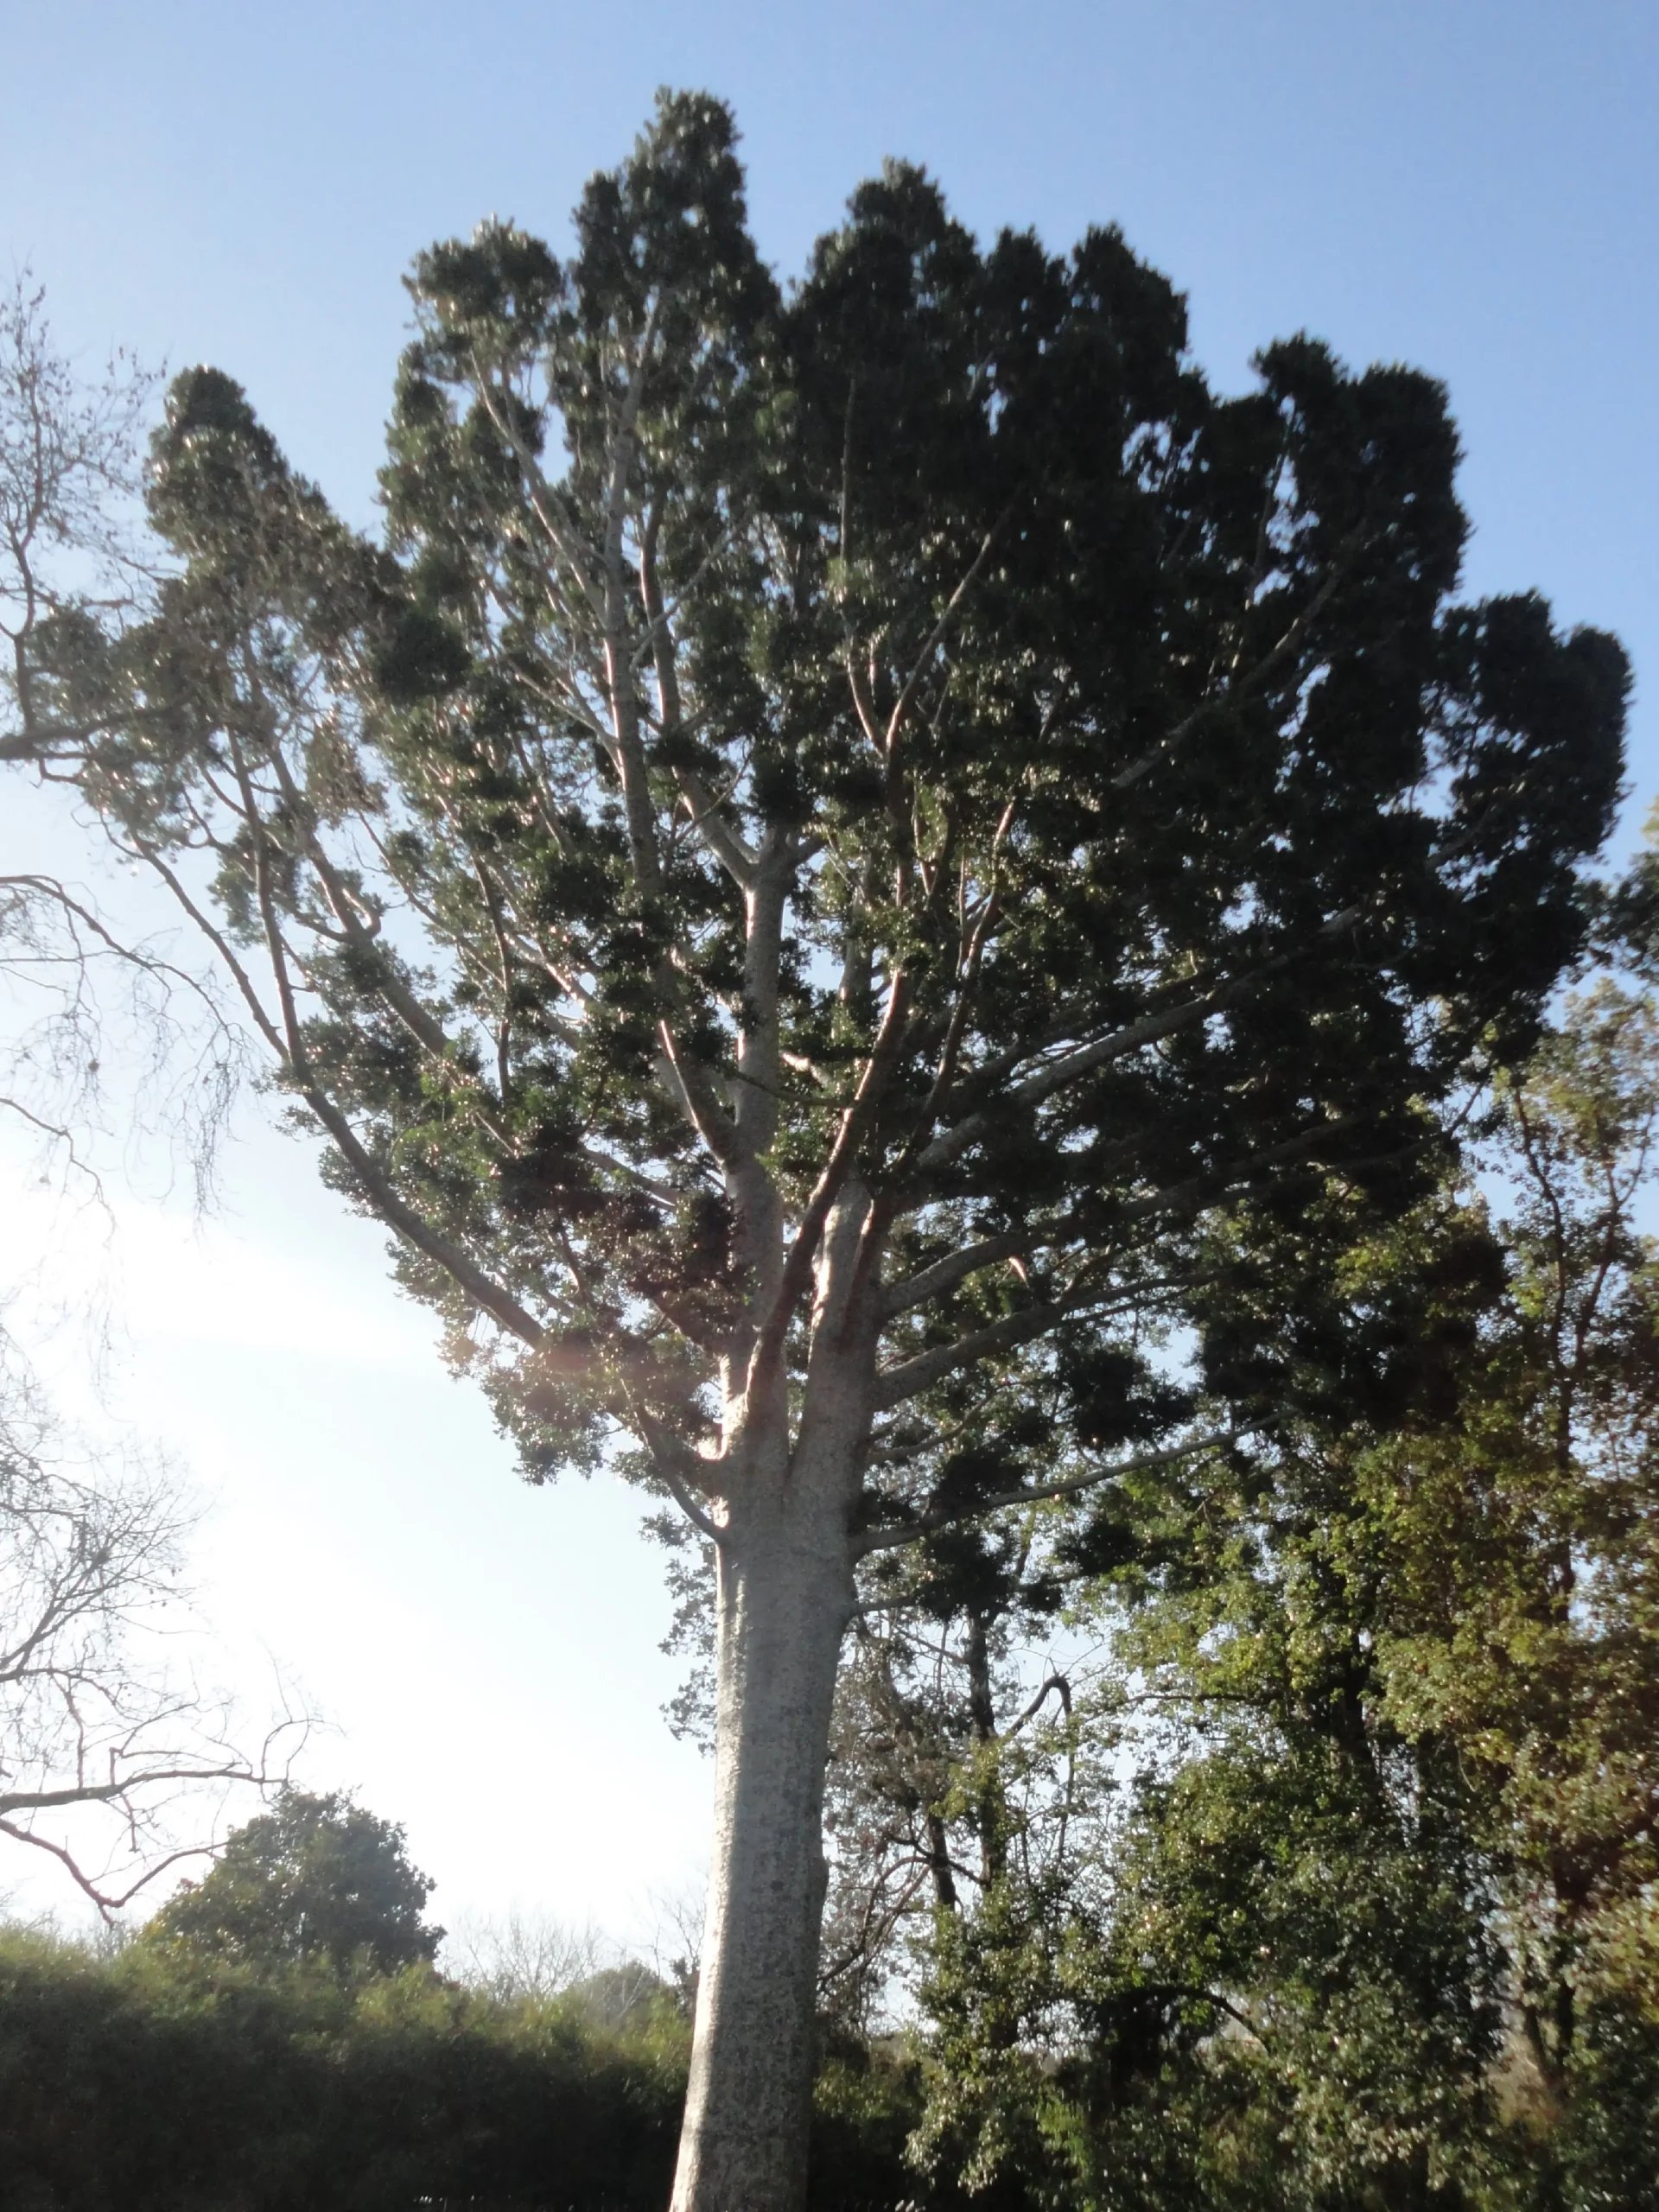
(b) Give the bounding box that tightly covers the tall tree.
[5,96,1627,2210]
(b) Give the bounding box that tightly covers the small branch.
[133,816,544,1348]
[1140,1980,1271,2046]
[470,365,604,624]
[881,510,1010,757]
[1110,538,1359,794]
[629,1395,727,1541]
[1007,1672,1072,1734]
[639,499,757,888]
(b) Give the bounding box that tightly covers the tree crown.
[19,90,1629,1538]
[148,1788,442,1976]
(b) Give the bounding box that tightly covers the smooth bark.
[671,1471,856,2212]
[671,1191,876,2212]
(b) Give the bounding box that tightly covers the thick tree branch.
[747,966,912,1392]
[916,904,1363,1177]
[873,1281,1127,1412]
[634,1409,727,1546]
[852,1428,1236,1556]
[881,1230,1036,1318]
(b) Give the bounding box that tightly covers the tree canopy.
[149,1788,442,1978]
[16,94,1624,1516]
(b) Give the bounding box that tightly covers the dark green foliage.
[146,1789,442,1978]
[904,987,1659,2212]
[17,89,1624,1503]
[0,1926,687,2212]
[1554,2002,1659,2210]
[0,1789,962,2212]
[0,1923,977,2212]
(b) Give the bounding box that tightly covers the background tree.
[915,980,1659,2210]
[7,94,1629,2212]
[0,273,281,1914]
[0,1357,296,1911]
[0,267,156,767]
[443,1903,607,2003]
[817,1514,1078,2032]
[1,264,238,1192]
[147,1786,442,1978]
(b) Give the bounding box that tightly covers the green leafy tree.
[148,1788,442,1978]
[4,95,1628,2211]
[817,1515,1080,2032]
[915,982,1659,2210]
[1372,984,1659,2164]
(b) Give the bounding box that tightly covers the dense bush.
[0,1926,684,2211]
[0,1784,964,2209]
[0,1923,985,2212]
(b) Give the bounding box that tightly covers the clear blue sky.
[3,0,1656,1934]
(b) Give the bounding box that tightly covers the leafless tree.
[0,276,284,1911]
[443,1906,607,2002]
[0,1344,302,1912]
[0,265,156,762]
[0,270,243,1207]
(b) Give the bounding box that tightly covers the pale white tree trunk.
[670,1467,855,2212]
[671,1192,875,2212]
